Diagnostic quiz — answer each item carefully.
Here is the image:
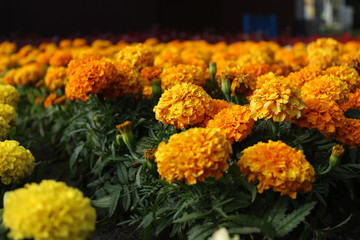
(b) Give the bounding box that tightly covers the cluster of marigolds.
[0,36,359,239]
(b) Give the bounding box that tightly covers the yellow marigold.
[155,128,232,184]
[0,84,19,107]
[0,54,18,70]
[274,45,308,71]
[301,75,349,104]
[255,72,284,90]
[282,65,324,89]
[12,63,46,85]
[154,83,214,129]
[44,66,68,92]
[115,43,154,70]
[91,39,113,49]
[334,118,360,148]
[0,41,17,54]
[3,179,96,240]
[221,66,257,96]
[160,64,207,90]
[0,117,10,141]
[65,56,117,101]
[102,62,144,99]
[324,65,360,92]
[294,99,345,137]
[0,140,35,185]
[340,88,360,111]
[2,69,17,85]
[0,103,16,126]
[206,104,255,142]
[49,50,73,67]
[237,140,315,199]
[250,79,304,122]
[307,37,344,68]
[140,66,162,85]
[237,50,273,67]
[154,50,182,68]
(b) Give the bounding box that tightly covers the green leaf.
[275,201,317,237]
[117,163,129,184]
[69,143,84,173]
[92,195,112,208]
[173,211,211,223]
[108,188,121,217]
[187,222,217,240]
[227,214,276,237]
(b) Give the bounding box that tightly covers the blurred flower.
[0,84,19,107]
[115,43,154,70]
[207,104,254,142]
[324,65,360,92]
[282,65,323,89]
[250,79,304,122]
[140,66,162,85]
[3,180,96,240]
[0,117,10,141]
[13,63,46,85]
[44,66,68,92]
[307,37,344,68]
[294,99,345,137]
[222,66,257,96]
[237,140,315,199]
[0,140,35,185]
[0,41,17,54]
[154,83,214,129]
[0,103,16,126]
[49,50,73,67]
[155,128,232,184]
[210,227,240,240]
[334,118,360,148]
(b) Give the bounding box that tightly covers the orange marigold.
[13,63,46,86]
[301,75,349,104]
[237,140,315,199]
[44,66,68,91]
[197,99,232,127]
[294,99,345,137]
[307,37,344,68]
[65,56,117,101]
[255,72,284,90]
[282,65,324,89]
[153,83,214,129]
[115,43,154,70]
[206,104,255,142]
[140,66,162,85]
[221,66,257,96]
[154,50,182,68]
[155,127,232,185]
[324,65,360,92]
[49,50,73,67]
[334,118,360,148]
[340,88,360,111]
[250,79,304,122]
[160,64,207,90]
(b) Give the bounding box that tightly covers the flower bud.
[116,121,134,152]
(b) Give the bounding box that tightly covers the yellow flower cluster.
[3,179,96,240]
[250,79,304,122]
[115,43,154,70]
[0,140,35,185]
[0,84,19,107]
[2,63,46,85]
[0,103,16,126]
[207,104,255,142]
[155,128,232,184]
[154,83,214,129]
[0,117,10,141]
[307,37,344,68]
[237,140,315,199]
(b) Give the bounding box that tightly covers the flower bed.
[0,36,359,240]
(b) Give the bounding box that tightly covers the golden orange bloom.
[237,140,315,199]
[221,66,257,96]
[115,43,154,70]
[250,79,304,122]
[340,88,360,111]
[324,65,360,92]
[159,64,207,90]
[301,75,350,104]
[155,128,232,185]
[334,118,360,148]
[255,72,284,90]
[154,50,182,68]
[196,99,232,128]
[140,66,162,85]
[242,63,272,78]
[282,65,324,89]
[65,56,117,101]
[307,37,344,68]
[1,69,17,85]
[154,83,214,129]
[206,104,255,142]
[0,41,17,54]
[49,50,73,67]
[274,44,308,71]
[59,39,72,48]
[44,66,68,91]
[294,99,345,137]
[12,63,46,86]
[72,38,87,47]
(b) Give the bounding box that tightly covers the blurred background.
[1,0,360,42]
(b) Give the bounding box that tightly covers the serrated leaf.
[187,222,217,240]
[275,201,317,237]
[92,195,112,208]
[227,214,276,237]
[108,188,121,217]
[117,163,129,184]
[69,143,84,173]
[173,211,211,223]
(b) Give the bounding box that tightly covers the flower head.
[197,99,231,127]
[115,43,154,70]
[250,79,304,122]
[155,128,232,184]
[237,140,315,199]
[206,104,255,142]
[221,66,257,96]
[13,63,46,85]
[324,65,360,92]
[0,103,16,126]
[3,180,96,240]
[44,66,68,92]
[0,140,35,185]
[0,117,10,141]
[282,65,323,89]
[307,37,343,68]
[154,83,214,129]
[140,66,162,85]
[340,88,360,111]
[0,84,19,107]
[49,50,72,67]
[334,118,360,148]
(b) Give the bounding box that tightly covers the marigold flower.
[72,38,87,47]
[334,118,360,148]
[44,66,68,91]
[1,69,17,85]
[340,89,360,111]
[250,79,304,122]
[0,140,35,185]
[255,72,284,90]
[221,66,257,96]
[65,56,117,101]
[154,50,182,68]
[59,39,72,48]
[3,180,96,240]
[206,104,255,142]
[0,84,19,107]
[197,99,232,127]
[115,43,154,70]
[49,50,73,67]
[282,65,323,89]
[294,99,345,137]
[0,41,17,54]
[0,103,16,126]
[13,63,46,85]
[324,65,360,92]
[140,66,162,85]
[242,63,272,78]
[155,128,232,184]
[160,64,207,90]
[301,75,349,104]
[0,117,10,141]
[307,37,344,68]
[154,83,214,129]
[237,140,315,199]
